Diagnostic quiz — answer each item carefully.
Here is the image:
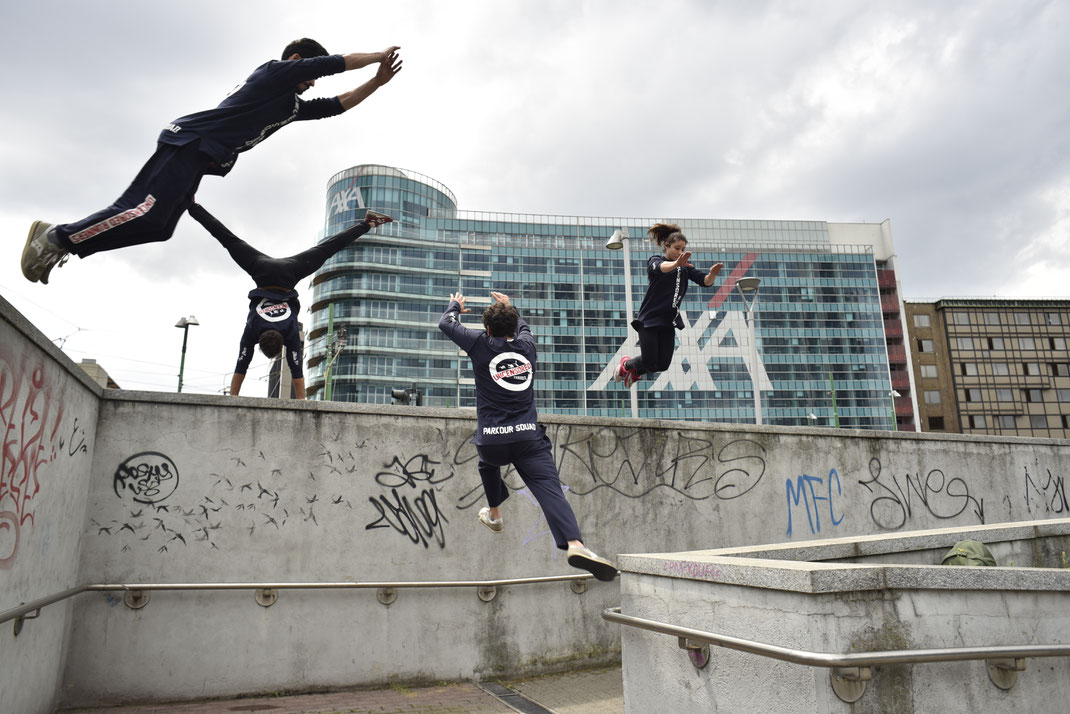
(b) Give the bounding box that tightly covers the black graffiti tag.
[1023,466,1069,514]
[365,487,448,549]
[375,454,451,489]
[858,457,984,531]
[114,452,179,505]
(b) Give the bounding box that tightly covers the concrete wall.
[618,522,1070,713]
[4,294,1070,709]
[0,297,101,714]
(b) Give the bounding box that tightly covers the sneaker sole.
[568,553,618,581]
[480,520,503,534]
[365,211,393,227]
[21,221,45,282]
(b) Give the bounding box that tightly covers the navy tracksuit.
[188,203,371,379]
[55,55,347,258]
[627,255,709,376]
[438,301,582,549]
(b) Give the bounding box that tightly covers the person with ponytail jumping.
[615,223,723,387]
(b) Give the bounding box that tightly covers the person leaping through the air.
[23,38,402,284]
[439,290,617,581]
[615,223,723,387]
[188,203,392,399]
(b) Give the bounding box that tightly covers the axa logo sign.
[588,253,772,393]
[328,167,370,218]
[327,186,366,217]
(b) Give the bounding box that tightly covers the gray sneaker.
[478,506,503,533]
[22,221,69,284]
[364,210,393,229]
[567,544,618,581]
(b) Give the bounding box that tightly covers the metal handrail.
[602,607,1070,667]
[0,574,593,626]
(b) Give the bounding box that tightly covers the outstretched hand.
[708,262,724,277]
[375,49,403,85]
[449,292,470,313]
[675,251,694,268]
[491,291,511,306]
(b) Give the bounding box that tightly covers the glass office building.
[307,165,901,429]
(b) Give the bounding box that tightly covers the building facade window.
[968,414,987,428]
[961,363,978,376]
[1046,312,1062,326]
[913,314,931,327]
[1024,389,1043,403]
[1019,337,1036,350]
[983,313,1001,325]
[997,415,1016,429]
[988,337,1005,350]
[1029,415,1048,429]
[920,365,938,378]
[993,363,1010,376]
[919,339,934,353]
[924,390,941,404]
[1015,312,1031,325]
[952,312,970,325]
[965,388,982,402]
[996,388,1015,401]
[928,416,945,430]
[1024,362,1043,376]
[956,337,974,350]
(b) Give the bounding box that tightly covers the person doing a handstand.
[188,203,391,399]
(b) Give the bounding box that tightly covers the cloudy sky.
[1,0,1067,395]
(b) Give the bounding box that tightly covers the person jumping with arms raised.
[615,223,723,388]
[22,39,402,284]
[439,291,617,581]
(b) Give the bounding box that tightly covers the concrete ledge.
[620,518,1070,593]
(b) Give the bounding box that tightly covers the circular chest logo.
[489,352,533,392]
[256,298,291,323]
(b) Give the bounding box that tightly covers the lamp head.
[605,229,625,251]
[736,277,761,293]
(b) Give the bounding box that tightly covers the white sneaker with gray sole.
[22,220,69,284]
[478,506,503,533]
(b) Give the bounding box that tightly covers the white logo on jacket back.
[256,298,291,323]
[489,352,533,392]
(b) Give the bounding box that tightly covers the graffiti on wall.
[858,457,985,531]
[1023,466,1068,515]
[0,350,73,568]
[449,426,767,510]
[365,454,451,549]
[785,469,845,537]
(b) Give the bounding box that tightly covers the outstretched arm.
[703,262,724,287]
[337,48,403,110]
[438,292,480,351]
[230,373,245,396]
[341,46,400,70]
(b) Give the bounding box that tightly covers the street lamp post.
[889,389,901,431]
[606,228,639,419]
[175,315,199,393]
[735,276,762,425]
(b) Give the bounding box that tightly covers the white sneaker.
[478,506,503,533]
[567,544,618,581]
[22,221,69,284]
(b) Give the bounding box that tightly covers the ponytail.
[648,223,686,248]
